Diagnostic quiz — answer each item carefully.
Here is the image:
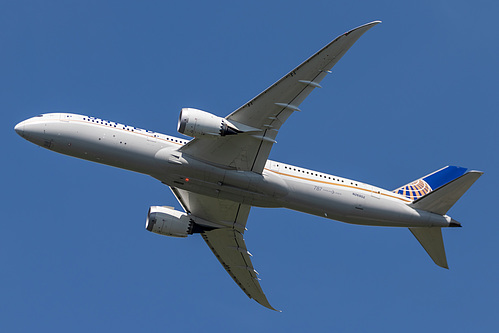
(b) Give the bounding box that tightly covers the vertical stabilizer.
[410,170,483,215]
[394,166,469,202]
[409,227,448,269]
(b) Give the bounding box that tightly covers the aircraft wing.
[202,229,278,311]
[170,187,278,310]
[180,21,380,173]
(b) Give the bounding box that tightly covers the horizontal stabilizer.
[410,171,483,215]
[409,227,448,268]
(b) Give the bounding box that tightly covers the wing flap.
[170,187,250,233]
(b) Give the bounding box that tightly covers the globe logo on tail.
[394,179,432,201]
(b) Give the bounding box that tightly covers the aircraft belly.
[153,153,287,208]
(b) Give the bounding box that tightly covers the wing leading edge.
[180,21,381,173]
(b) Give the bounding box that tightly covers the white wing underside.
[202,228,277,311]
[170,187,278,310]
[180,21,380,173]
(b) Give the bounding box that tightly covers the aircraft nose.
[14,121,25,138]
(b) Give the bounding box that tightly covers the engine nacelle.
[177,108,239,138]
[145,206,193,238]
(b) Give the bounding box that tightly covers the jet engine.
[145,206,193,237]
[177,108,240,137]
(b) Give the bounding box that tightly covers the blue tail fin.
[393,166,469,202]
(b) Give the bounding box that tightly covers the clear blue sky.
[2,1,498,331]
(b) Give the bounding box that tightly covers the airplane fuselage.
[15,113,452,229]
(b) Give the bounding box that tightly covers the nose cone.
[14,116,49,147]
[14,121,25,138]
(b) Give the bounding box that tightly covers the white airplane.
[14,21,482,311]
